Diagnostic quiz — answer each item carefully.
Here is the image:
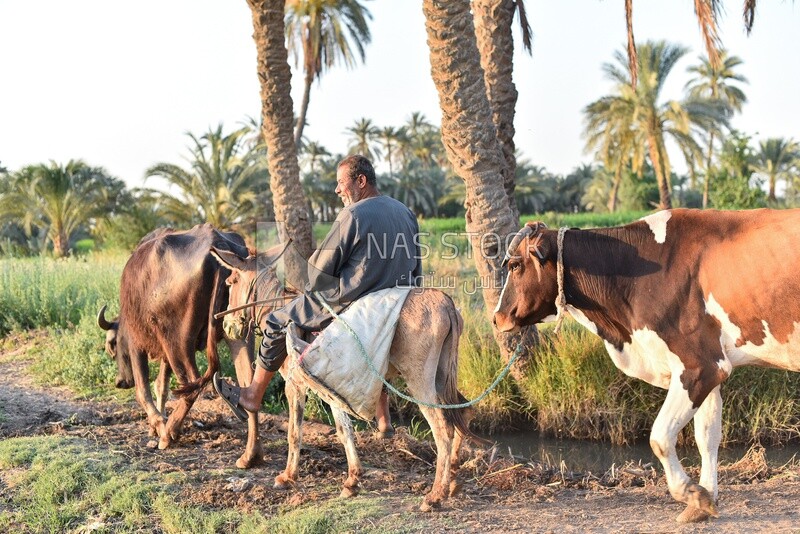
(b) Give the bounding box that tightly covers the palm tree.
[685,50,748,207]
[751,137,800,202]
[623,1,759,86]
[584,88,644,213]
[422,0,538,380]
[0,160,124,257]
[345,117,381,161]
[285,0,372,146]
[146,125,269,229]
[247,0,314,269]
[377,126,405,179]
[472,0,532,222]
[587,40,730,209]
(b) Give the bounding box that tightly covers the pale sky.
[1,1,798,186]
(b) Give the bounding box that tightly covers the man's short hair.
[338,154,376,186]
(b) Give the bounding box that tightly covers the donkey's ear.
[210,247,255,272]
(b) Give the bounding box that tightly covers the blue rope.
[313,291,522,410]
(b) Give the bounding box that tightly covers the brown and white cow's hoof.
[684,483,718,520]
[677,505,711,523]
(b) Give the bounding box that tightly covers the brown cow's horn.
[97,304,114,330]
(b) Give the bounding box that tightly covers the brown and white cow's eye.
[508,262,520,272]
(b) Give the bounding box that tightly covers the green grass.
[0,435,398,533]
[0,251,123,336]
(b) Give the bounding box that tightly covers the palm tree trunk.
[768,172,777,202]
[423,0,537,380]
[472,0,519,223]
[703,132,715,209]
[51,229,69,258]
[647,135,672,209]
[294,68,314,148]
[607,164,622,213]
[247,0,314,275]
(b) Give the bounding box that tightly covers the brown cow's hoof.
[448,480,461,497]
[236,452,263,469]
[273,474,294,490]
[419,499,441,512]
[677,506,711,523]
[340,485,359,498]
[158,436,171,450]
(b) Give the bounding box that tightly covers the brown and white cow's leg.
[332,407,362,497]
[679,385,723,523]
[275,372,306,489]
[228,336,263,469]
[153,360,172,418]
[650,377,717,522]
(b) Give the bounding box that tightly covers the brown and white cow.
[97,224,262,468]
[494,208,800,523]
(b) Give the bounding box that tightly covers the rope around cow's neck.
[553,226,570,335]
[312,291,522,410]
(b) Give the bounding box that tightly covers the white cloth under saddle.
[284,287,412,421]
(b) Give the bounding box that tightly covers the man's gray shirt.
[307,195,422,305]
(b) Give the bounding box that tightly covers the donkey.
[211,245,477,511]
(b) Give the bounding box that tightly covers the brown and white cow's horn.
[97,305,114,331]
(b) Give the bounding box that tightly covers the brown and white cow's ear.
[210,247,255,273]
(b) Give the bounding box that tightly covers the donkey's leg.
[332,407,363,497]
[275,372,306,489]
[417,405,454,512]
[228,336,263,469]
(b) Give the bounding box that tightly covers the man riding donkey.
[213,154,422,437]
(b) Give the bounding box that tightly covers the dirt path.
[2,334,800,532]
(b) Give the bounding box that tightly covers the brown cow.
[211,246,476,511]
[97,224,262,468]
[493,208,800,523]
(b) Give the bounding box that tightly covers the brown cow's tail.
[437,295,490,447]
[173,269,223,398]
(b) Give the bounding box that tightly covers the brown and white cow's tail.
[173,269,223,398]
[437,295,488,446]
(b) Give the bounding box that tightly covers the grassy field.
[0,436,399,533]
[1,210,799,446]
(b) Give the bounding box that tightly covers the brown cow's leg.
[333,407,362,497]
[130,350,167,440]
[154,360,172,417]
[275,371,305,489]
[418,405,453,512]
[159,341,201,449]
[229,336,263,468]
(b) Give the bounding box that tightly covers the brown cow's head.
[96,305,135,388]
[493,222,559,332]
[210,243,292,335]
